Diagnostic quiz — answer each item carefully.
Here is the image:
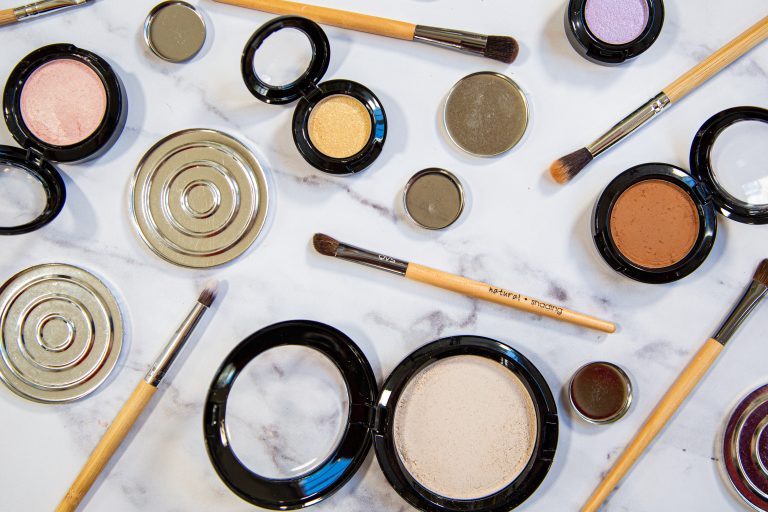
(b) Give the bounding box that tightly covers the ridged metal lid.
[0,263,123,403]
[130,129,269,268]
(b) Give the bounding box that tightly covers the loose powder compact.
[0,263,123,403]
[144,1,207,63]
[130,129,269,268]
[204,322,558,512]
[565,0,664,65]
[241,16,386,175]
[592,106,768,283]
[443,72,529,157]
[721,384,768,511]
[569,362,632,424]
[0,44,126,235]
[403,168,465,230]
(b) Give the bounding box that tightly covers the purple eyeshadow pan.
[585,0,650,45]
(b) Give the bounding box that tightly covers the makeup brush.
[313,234,615,333]
[211,0,519,64]
[582,259,768,512]
[55,281,219,512]
[0,0,92,27]
[550,15,768,184]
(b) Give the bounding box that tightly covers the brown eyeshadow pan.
[609,179,699,269]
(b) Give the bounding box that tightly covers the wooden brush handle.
[0,9,19,26]
[212,0,416,40]
[581,338,724,512]
[663,15,768,102]
[405,263,616,333]
[56,381,157,512]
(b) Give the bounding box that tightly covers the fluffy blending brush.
[313,234,615,333]
[211,0,519,64]
[551,15,768,184]
[56,281,220,512]
[0,0,92,27]
[582,259,768,512]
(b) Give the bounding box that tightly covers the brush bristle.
[198,280,219,308]
[484,36,519,64]
[0,9,18,26]
[754,259,768,287]
[550,148,593,184]
[313,233,339,257]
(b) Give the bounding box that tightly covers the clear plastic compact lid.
[690,106,768,225]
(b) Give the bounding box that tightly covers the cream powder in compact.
[307,95,372,159]
[393,355,537,500]
[20,59,107,147]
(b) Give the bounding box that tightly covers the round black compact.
[1,43,127,235]
[204,321,558,512]
[241,16,386,175]
[592,106,768,284]
[565,0,665,65]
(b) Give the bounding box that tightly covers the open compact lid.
[690,106,768,225]
[0,146,65,235]
[241,16,331,105]
[204,320,377,510]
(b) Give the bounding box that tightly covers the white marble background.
[1,0,767,510]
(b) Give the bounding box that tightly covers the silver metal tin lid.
[0,263,123,403]
[722,384,768,511]
[443,72,529,157]
[130,129,269,268]
[403,168,465,230]
[144,1,206,63]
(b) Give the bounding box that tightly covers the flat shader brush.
[582,259,768,512]
[550,15,768,184]
[55,281,220,512]
[210,0,519,64]
[0,0,92,27]
[313,234,615,334]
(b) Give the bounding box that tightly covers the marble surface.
[1,1,767,511]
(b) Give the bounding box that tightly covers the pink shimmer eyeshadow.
[20,59,107,147]
[585,0,650,45]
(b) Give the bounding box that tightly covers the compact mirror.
[710,119,768,206]
[251,27,314,87]
[225,345,349,479]
[0,164,48,228]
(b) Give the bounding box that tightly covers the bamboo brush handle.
[212,0,417,40]
[582,338,724,512]
[56,381,157,512]
[663,16,768,102]
[405,263,616,333]
[0,9,18,26]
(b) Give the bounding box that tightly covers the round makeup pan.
[443,72,528,157]
[204,322,558,512]
[403,168,465,230]
[592,106,768,284]
[565,0,665,65]
[241,16,387,175]
[1,44,127,235]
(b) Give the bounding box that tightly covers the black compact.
[241,16,386,175]
[592,106,768,284]
[1,44,127,235]
[204,320,558,512]
[565,0,665,65]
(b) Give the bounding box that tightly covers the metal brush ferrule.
[713,280,768,345]
[335,242,408,276]
[413,25,488,57]
[586,92,670,157]
[145,301,208,386]
[13,0,88,20]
